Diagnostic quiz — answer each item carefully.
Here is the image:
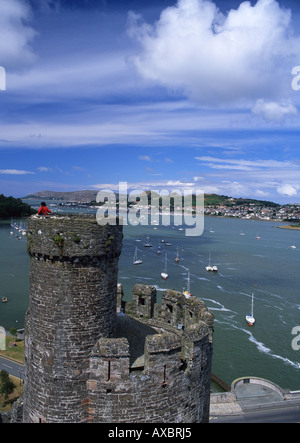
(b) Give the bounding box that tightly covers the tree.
[0,194,36,218]
[0,370,15,405]
[9,327,17,339]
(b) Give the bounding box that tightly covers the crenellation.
[23,214,214,423]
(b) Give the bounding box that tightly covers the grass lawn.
[0,336,24,363]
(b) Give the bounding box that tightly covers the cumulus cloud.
[128,0,300,109]
[251,99,298,122]
[0,0,37,70]
[277,184,298,197]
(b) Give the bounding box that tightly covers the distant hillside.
[0,194,37,218]
[24,190,98,203]
[203,194,280,208]
[24,190,279,208]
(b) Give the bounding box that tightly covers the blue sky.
[1,0,300,203]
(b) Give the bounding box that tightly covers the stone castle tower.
[23,214,214,423]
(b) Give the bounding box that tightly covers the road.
[0,355,24,382]
[211,404,300,423]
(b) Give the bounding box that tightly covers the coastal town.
[23,191,300,224]
[203,200,300,222]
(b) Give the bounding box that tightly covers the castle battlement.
[23,215,213,423]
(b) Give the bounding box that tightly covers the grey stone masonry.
[23,214,213,423]
[23,215,123,423]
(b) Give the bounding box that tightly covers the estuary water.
[0,211,299,390]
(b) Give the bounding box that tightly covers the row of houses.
[203,203,300,221]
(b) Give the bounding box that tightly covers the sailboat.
[183,270,192,298]
[161,252,168,280]
[144,236,152,247]
[133,247,142,265]
[175,247,180,263]
[246,293,255,326]
[206,252,218,272]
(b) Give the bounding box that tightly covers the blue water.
[0,213,299,390]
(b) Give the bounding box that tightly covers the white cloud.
[251,99,298,122]
[255,190,270,198]
[277,184,298,197]
[195,156,293,171]
[37,166,52,172]
[0,0,37,70]
[129,0,300,107]
[0,169,35,175]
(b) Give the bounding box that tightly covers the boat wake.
[241,328,300,370]
[202,298,234,313]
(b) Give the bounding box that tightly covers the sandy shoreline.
[277,225,300,230]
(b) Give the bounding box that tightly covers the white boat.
[161,253,168,279]
[183,270,192,298]
[246,293,255,326]
[133,247,142,265]
[144,236,152,247]
[206,252,218,272]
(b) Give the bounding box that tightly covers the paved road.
[0,355,24,382]
[211,403,300,423]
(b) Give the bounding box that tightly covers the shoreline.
[277,225,300,231]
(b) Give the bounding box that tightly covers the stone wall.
[23,215,123,423]
[23,215,213,423]
[86,285,214,423]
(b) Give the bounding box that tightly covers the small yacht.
[161,253,168,280]
[206,252,218,272]
[183,270,192,298]
[246,293,255,326]
[133,247,142,265]
[144,237,152,247]
[175,247,180,263]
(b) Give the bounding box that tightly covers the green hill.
[203,194,279,208]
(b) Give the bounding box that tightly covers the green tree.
[9,327,17,339]
[0,370,15,405]
[0,194,36,218]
